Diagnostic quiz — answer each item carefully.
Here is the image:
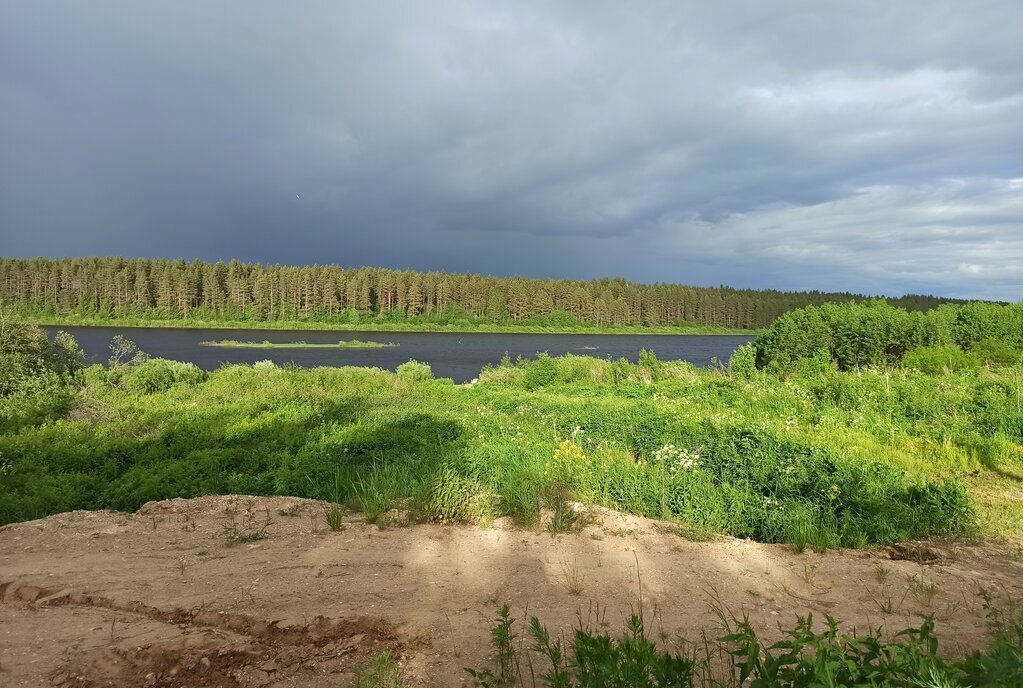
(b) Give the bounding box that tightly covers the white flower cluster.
[651,444,702,474]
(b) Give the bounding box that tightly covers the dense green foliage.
[1,256,973,330]
[756,300,1023,372]
[467,600,1023,688]
[0,319,84,432]
[4,327,1022,548]
[119,358,207,395]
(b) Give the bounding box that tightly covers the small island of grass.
[200,339,398,349]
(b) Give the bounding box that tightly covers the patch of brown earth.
[1,496,1021,686]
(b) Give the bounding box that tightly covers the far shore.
[25,315,758,337]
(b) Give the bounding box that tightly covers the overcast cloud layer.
[1,1,1021,300]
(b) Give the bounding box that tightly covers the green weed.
[350,651,408,688]
[469,594,1023,687]
[465,604,519,688]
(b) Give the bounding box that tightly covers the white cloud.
[657,178,1023,299]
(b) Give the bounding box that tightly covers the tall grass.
[3,343,1021,546]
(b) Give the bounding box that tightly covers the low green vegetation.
[467,595,1023,687]
[351,651,409,688]
[200,339,399,349]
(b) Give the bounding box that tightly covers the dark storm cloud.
[1,1,1021,299]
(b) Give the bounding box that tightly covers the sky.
[1,2,1021,301]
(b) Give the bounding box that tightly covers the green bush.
[952,302,1023,349]
[0,369,76,433]
[0,321,84,432]
[0,321,83,396]
[757,301,1022,371]
[524,353,558,389]
[638,348,662,380]
[971,339,1022,367]
[728,343,758,380]
[902,345,980,375]
[396,360,433,382]
[121,358,207,394]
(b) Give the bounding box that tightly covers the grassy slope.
[19,314,756,336]
[2,354,1020,546]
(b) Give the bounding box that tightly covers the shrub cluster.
[396,360,434,382]
[0,320,84,431]
[120,358,207,394]
[756,300,1022,372]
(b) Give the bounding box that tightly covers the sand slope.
[2,496,1021,687]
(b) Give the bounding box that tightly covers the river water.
[43,326,753,383]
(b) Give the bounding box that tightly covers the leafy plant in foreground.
[468,601,1023,687]
[351,651,408,688]
[324,465,346,531]
[465,604,519,687]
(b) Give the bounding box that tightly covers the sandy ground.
[1,496,1021,687]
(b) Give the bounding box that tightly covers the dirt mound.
[2,496,1021,686]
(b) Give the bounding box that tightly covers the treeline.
[755,300,1023,371]
[0,256,975,329]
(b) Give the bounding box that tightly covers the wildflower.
[650,443,702,474]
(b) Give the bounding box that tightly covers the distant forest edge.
[0,257,982,331]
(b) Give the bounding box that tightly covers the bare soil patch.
[2,496,1021,686]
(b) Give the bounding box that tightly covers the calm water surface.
[44,326,753,383]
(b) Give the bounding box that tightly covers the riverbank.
[18,314,757,336]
